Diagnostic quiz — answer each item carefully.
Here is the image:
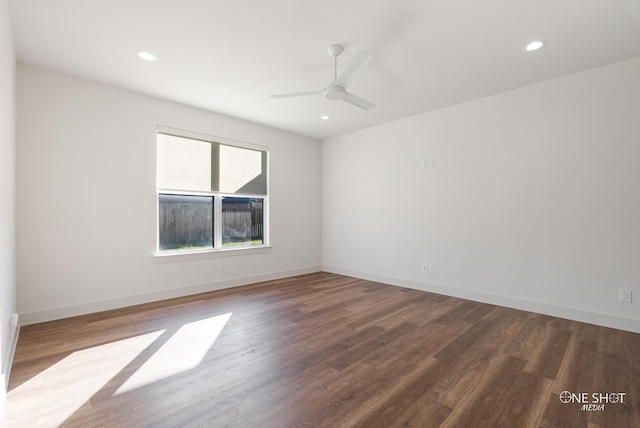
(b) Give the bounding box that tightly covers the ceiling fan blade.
[343,92,375,110]
[334,51,373,87]
[270,90,323,99]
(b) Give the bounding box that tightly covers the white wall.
[322,57,640,333]
[0,0,17,407]
[13,55,640,334]
[16,64,321,324]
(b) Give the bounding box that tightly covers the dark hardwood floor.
[2,272,639,427]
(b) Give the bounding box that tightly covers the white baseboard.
[1,312,20,416]
[0,377,4,419]
[322,265,640,334]
[6,313,19,383]
[19,266,321,326]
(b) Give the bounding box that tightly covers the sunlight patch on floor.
[114,312,232,395]
[5,330,165,427]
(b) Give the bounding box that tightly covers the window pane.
[157,134,211,192]
[222,197,264,247]
[159,194,213,251]
[217,145,267,195]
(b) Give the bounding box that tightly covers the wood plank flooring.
[2,272,639,427]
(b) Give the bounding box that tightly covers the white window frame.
[154,126,270,261]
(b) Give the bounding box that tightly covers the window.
[156,128,268,253]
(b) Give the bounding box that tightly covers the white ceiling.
[9,0,640,140]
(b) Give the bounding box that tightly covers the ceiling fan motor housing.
[325,85,347,100]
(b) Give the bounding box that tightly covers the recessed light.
[320,115,331,120]
[524,40,546,52]
[138,51,157,61]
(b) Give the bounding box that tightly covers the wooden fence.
[158,195,263,249]
[221,198,264,244]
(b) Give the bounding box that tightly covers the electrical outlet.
[620,289,632,303]
[218,262,224,272]
[423,157,435,167]
[9,313,18,328]
[422,264,435,274]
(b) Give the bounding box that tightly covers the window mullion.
[213,195,223,248]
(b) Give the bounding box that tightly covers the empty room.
[1,1,639,427]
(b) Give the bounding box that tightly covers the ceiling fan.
[270,44,375,111]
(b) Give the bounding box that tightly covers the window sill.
[154,245,272,263]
